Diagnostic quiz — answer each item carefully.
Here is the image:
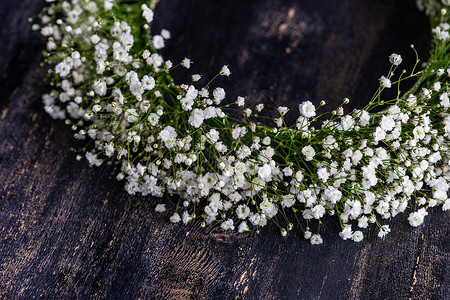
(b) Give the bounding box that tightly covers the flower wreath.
[34,0,450,244]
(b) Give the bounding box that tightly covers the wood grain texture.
[0,0,448,299]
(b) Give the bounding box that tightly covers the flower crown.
[34,0,450,244]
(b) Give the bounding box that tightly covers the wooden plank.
[0,0,448,299]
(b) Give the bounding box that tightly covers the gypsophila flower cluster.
[34,0,450,244]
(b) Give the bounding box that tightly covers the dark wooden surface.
[0,0,449,299]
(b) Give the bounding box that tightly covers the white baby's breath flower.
[86,152,102,166]
[277,106,289,116]
[311,204,325,219]
[379,76,392,88]
[310,234,323,245]
[215,141,227,154]
[256,104,264,112]
[238,221,249,233]
[440,92,450,107]
[188,109,204,128]
[236,96,245,107]
[304,230,312,240]
[408,208,428,227]
[155,204,166,213]
[165,60,172,69]
[359,110,370,126]
[141,5,154,23]
[389,53,402,66]
[161,29,171,39]
[130,82,144,97]
[93,79,107,96]
[147,113,160,126]
[206,129,220,144]
[282,167,293,177]
[258,164,273,181]
[340,115,354,131]
[281,194,295,208]
[221,219,235,230]
[413,126,426,140]
[113,46,129,62]
[152,35,165,49]
[213,87,226,103]
[158,126,177,149]
[317,167,329,182]
[358,216,369,228]
[142,75,155,90]
[104,0,114,10]
[90,34,100,44]
[296,116,309,130]
[433,82,441,91]
[443,199,450,211]
[181,58,191,69]
[339,225,353,240]
[380,115,396,132]
[299,101,316,118]
[323,187,342,204]
[169,212,181,223]
[262,136,271,146]
[234,161,247,175]
[378,225,391,239]
[274,118,283,127]
[220,65,231,76]
[302,145,315,161]
[352,231,364,242]
[373,127,386,142]
[104,143,114,157]
[192,74,202,82]
[124,108,139,123]
[236,205,250,219]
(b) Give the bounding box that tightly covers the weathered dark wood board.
[0,0,449,299]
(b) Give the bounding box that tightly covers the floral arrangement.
[33,0,450,244]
